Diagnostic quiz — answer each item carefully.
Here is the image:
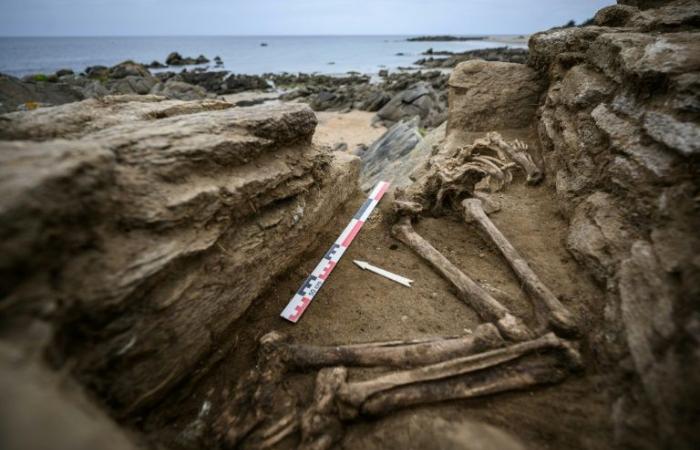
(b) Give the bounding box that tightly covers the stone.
[0,98,359,415]
[0,73,85,113]
[642,111,700,155]
[107,75,157,95]
[594,5,639,27]
[375,81,446,128]
[108,60,152,79]
[447,60,544,132]
[360,116,441,191]
[566,192,632,283]
[150,80,208,101]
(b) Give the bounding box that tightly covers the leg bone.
[261,323,505,369]
[392,216,534,341]
[462,198,579,336]
[337,332,568,409]
[361,350,573,416]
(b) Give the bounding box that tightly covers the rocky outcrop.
[530,1,700,448]
[375,81,447,128]
[415,47,529,69]
[165,52,209,66]
[447,60,545,134]
[0,97,359,416]
[0,73,86,113]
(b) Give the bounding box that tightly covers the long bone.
[260,323,505,369]
[462,198,579,336]
[361,350,574,416]
[336,332,572,410]
[392,216,534,341]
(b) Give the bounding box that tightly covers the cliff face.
[529,1,699,448]
[0,96,359,416]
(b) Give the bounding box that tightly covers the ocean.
[0,35,526,78]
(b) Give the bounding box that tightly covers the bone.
[487,133,543,185]
[260,323,505,370]
[337,332,566,409]
[299,367,347,450]
[392,216,534,341]
[462,198,579,336]
[361,351,571,416]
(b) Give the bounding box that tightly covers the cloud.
[0,0,614,36]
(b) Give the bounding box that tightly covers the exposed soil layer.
[143,175,612,450]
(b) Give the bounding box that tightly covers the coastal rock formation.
[529,1,700,448]
[0,73,85,113]
[375,81,447,128]
[0,97,359,417]
[415,47,529,69]
[447,60,544,133]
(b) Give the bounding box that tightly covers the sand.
[313,110,387,152]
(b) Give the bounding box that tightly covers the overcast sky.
[0,0,615,36]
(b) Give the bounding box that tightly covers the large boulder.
[0,74,85,113]
[0,97,359,415]
[447,60,545,133]
[374,81,446,128]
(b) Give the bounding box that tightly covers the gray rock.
[643,111,700,155]
[360,116,423,190]
[375,81,446,128]
[150,80,208,101]
[0,73,84,113]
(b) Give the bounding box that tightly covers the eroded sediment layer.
[0,97,359,414]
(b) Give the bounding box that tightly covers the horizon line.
[0,33,531,39]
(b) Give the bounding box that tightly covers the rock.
[107,76,157,95]
[375,81,446,128]
[150,80,208,101]
[108,60,152,79]
[358,90,391,112]
[0,98,359,415]
[360,116,424,191]
[146,60,167,69]
[530,2,700,447]
[0,73,85,113]
[415,47,529,69]
[594,4,639,27]
[643,111,700,155]
[85,65,109,79]
[165,52,209,66]
[222,74,270,94]
[378,69,389,77]
[447,60,544,133]
[55,68,75,77]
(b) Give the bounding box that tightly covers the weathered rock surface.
[375,81,446,128]
[0,73,85,113]
[0,97,359,416]
[447,60,545,133]
[531,1,700,448]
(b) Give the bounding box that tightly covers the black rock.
[55,69,74,77]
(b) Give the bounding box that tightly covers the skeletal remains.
[215,133,583,449]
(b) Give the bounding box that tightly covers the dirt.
[142,165,613,449]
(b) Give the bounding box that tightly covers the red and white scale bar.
[281,180,390,323]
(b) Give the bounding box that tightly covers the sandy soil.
[145,174,612,450]
[313,111,387,152]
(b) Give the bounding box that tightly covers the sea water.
[0,35,525,77]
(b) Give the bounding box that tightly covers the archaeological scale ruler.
[280,180,390,323]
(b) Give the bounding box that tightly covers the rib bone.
[486,132,543,185]
[462,198,579,336]
[337,332,567,409]
[392,216,534,341]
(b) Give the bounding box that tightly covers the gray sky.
[0,0,615,36]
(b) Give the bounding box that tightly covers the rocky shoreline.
[0,46,527,119]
